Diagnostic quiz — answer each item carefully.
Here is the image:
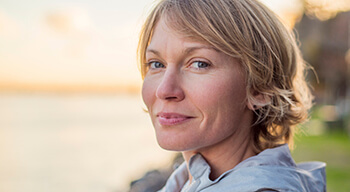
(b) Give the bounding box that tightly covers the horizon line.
[0,82,142,95]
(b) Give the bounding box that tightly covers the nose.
[156,68,185,102]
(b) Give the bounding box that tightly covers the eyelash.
[145,60,211,71]
[146,61,165,69]
[190,61,211,70]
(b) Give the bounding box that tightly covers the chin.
[157,141,184,151]
[156,137,193,152]
[157,137,204,153]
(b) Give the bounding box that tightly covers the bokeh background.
[0,0,349,191]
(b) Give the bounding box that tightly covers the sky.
[0,0,156,90]
[1,0,342,92]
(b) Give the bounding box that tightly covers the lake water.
[0,93,174,192]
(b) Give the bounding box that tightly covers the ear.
[247,91,271,111]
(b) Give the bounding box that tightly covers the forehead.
[147,18,214,52]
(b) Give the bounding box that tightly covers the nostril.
[165,96,178,100]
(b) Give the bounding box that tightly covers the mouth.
[156,112,194,126]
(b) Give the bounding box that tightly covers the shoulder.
[209,145,326,192]
[213,163,326,192]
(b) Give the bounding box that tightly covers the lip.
[156,112,194,126]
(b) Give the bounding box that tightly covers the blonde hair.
[138,0,313,153]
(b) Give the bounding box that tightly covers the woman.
[138,0,326,191]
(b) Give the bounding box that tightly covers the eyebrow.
[146,45,220,56]
[184,46,220,54]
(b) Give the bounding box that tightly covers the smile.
[157,112,194,126]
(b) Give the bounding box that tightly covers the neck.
[182,126,256,182]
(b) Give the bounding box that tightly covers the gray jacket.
[158,144,326,192]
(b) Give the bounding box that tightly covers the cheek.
[141,78,156,110]
[193,77,246,108]
[192,77,247,124]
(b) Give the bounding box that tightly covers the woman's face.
[142,19,253,152]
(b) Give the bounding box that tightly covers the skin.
[142,18,256,181]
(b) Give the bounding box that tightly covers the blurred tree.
[295,0,350,131]
[302,0,350,20]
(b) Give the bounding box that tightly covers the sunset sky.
[0,0,348,92]
[0,0,157,90]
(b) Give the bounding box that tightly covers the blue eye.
[148,61,165,69]
[191,61,210,69]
